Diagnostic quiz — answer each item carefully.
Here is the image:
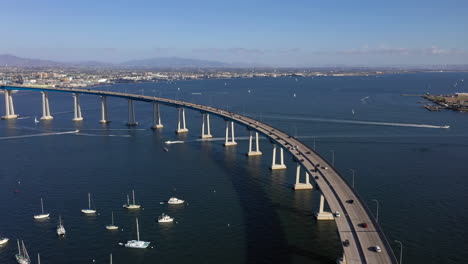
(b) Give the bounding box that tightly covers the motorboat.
[158,213,174,223]
[56,215,66,236]
[105,211,119,230]
[15,240,31,264]
[33,198,50,219]
[123,190,141,209]
[81,192,97,214]
[168,197,184,204]
[124,218,150,249]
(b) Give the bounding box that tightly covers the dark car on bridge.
[346,199,354,204]
[343,240,350,247]
[360,223,368,228]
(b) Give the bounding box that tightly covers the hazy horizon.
[2,0,468,67]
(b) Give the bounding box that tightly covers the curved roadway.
[1,85,397,264]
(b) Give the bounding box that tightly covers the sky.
[1,0,467,66]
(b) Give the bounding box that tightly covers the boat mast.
[136,218,140,241]
[110,253,112,264]
[22,240,30,261]
[59,215,62,225]
[38,253,41,264]
[88,193,91,209]
[127,194,130,205]
[132,190,136,205]
[17,239,21,256]
[40,198,44,214]
[111,212,114,225]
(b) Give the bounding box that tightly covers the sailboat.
[33,198,50,219]
[15,240,31,264]
[105,211,119,230]
[124,218,150,249]
[123,190,141,209]
[56,215,66,236]
[81,192,97,214]
[0,236,8,245]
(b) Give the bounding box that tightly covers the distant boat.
[168,197,184,205]
[293,93,296,98]
[352,109,355,115]
[124,218,150,249]
[158,213,174,223]
[0,236,8,245]
[163,147,169,152]
[248,90,251,93]
[56,215,66,236]
[33,198,50,219]
[164,140,184,144]
[34,117,39,124]
[81,192,97,214]
[105,212,119,230]
[15,240,30,264]
[441,125,450,129]
[123,190,141,209]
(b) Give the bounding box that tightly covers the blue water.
[1,73,467,263]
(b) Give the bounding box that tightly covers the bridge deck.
[1,85,397,264]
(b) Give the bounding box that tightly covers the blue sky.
[1,0,467,66]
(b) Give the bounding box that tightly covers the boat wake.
[257,114,450,129]
[165,140,185,144]
[76,133,131,137]
[0,130,79,140]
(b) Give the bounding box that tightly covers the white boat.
[33,198,50,219]
[34,117,39,124]
[15,240,31,264]
[164,140,184,144]
[81,192,97,214]
[105,211,119,230]
[168,197,184,204]
[123,190,141,209]
[124,218,150,249]
[56,215,66,236]
[158,213,174,223]
[441,125,450,129]
[0,237,9,245]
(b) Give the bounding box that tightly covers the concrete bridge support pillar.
[2,90,18,120]
[270,144,286,170]
[72,93,83,122]
[40,92,53,120]
[224,121,237,146]
[176,108,188,133]
[315,193,334,220]
[294,163,313,190]
[99,96,110,123]
[201,113,212,139]
[152,103,163,129]
[126,99,138,126]
[247,131,262,156]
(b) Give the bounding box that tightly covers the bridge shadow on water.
[216,146,336,264]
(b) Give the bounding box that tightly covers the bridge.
[1,85,398,264]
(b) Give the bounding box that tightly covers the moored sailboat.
[123,190,141,209]
[15,240,31,264]
[56,215,66,236]
[124,218,150,249]
[33,198,50,219]
[81,192,97,214]
[105,211,119,230]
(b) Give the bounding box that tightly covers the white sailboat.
[81,192,97,214]
[124,218,150,249]
[15,240,31,264]
[105,211,119,230]
[33,198,50,219]
[123,190,141,209]
[56,215,66,236]
[0,236,8,245]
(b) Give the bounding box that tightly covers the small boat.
[168,197,184,204]
[0,236,9,245]
[164,140,184,144]
[441,125,450,129]
[81,192,97,214]
[56,215,66,236]
[106,211,119,230]
[158,213,174,223]
[15,240,31,264]
[163,147,169,152]
[124,218,150,249]
[33,198,50,219]
[34,117,39,124]
[123,190,141,209]
[293,93,296,98]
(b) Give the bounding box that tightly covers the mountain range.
[0,54,235,68]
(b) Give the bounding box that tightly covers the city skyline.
[2,0,468,66]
